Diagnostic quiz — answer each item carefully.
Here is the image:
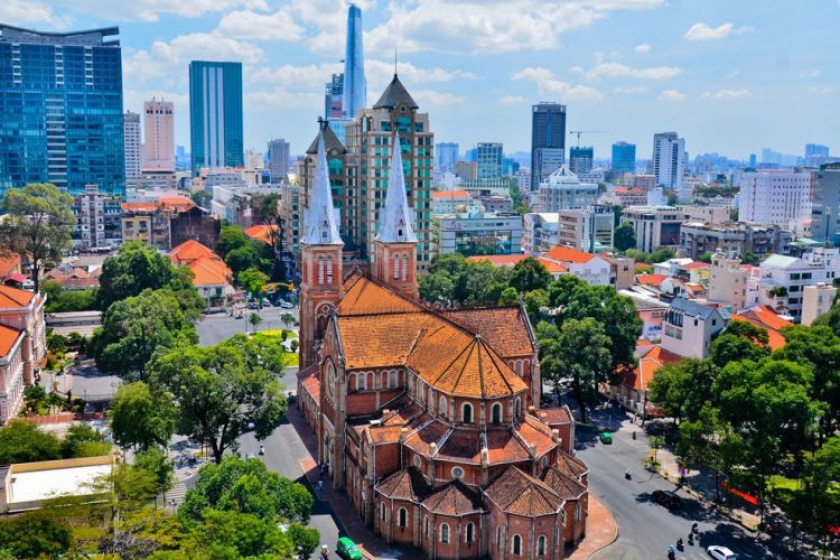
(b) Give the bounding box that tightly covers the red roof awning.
[6,273,26,282]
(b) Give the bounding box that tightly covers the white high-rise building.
[267,139,290,184]
[123,111,141,181]
[652,132,685,189]
[739,169,812,226]
[143,98,175,173]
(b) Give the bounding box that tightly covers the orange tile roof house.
[295,131,589,560]
[0,285,47,422]
[607,343,681,419]
[731,305,793,351]
[542,246,612,286]
[168,240,233,307]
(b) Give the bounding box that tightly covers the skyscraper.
[652,132,686,188]
[569,147,594,175]
[267,139,291,184]
[435,142,459,178]
[806,144,830,158]
[611,142,636,175]
[123,111,141,182]
[342,4,366,120]
[324,73,344,119]
[189,61,244,175]
[0,24,125,197]
[477,142,504,179]
[143,98,175,173]
[531,102,567,191]
[811,164,840,244]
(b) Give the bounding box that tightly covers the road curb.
[658,470,759,534]
[588,495,619,559]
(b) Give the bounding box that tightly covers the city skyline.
[1,1,836,161]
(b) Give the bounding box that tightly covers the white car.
[707,545,738,560]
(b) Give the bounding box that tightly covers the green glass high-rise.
[189,61,244,175]
[0,24,125,198]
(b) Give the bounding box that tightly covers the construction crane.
[568,130,606,148]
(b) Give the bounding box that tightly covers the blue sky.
[3,0,838,162]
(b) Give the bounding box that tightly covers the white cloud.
[0,0,73,28]
[702,89,752,99]
[368,61,479,84]
[659,89,687,101]
[364,0,664,55]
[800,69,822,79]
[512,67,604,101]
[634,43,651,53]
[614,85,648,95]
[49,0,270,22]
[217,8,305,41]
[726,69,742,79]
[809,86,836,95]
[412,90,467,107]
[246,90,321,110]
[683,22,751,41]
[249,63,344,89]
[498,95,528,105]
[587,60,681,80]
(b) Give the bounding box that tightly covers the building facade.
[661,298,725,358]
[811,164,840,244]
[431,212,523,258]
[531,103,567,191]
[569,147,593,175]
[477,142,504,180]
[73,185,123,251]
[324,73,344,120]
[739,169,811,226]
[756,248,840,322]
[621,206,691,253]
[611,142,636,175]
[0,286,47,423]
[124,111,142,183]
[802,283,837,326]
[708,252,755,311]
[537,167,598,212]
[267,139,291,184]
[436,142,459,178]
[189,61,244,174]
[523,213,559,254]
[556,206,614,253]
[143,98,175,173]
[0,24,125,198]
[680,222,792,261]
[297,134,588,559]
[652,132,685,189]
[342,4,366,120]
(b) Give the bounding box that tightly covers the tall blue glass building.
[342,4,366,120]
[0,24,125,198]
[189,61,244,175]
[611,141,636,175]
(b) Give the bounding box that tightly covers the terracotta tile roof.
[337,276,424,316]
[436,429,482,464]
[485,429,531,464]
[731,305,792,351]
[366,425,405,445]
[159,197,195,211]
[432,190,470,199]
[244,224,278,245]
[555,451,589,480]
[121,202,159,213]
[635,263,653,272]
[402,417,447,457]
[467,255,567,274]
[188,258,233,287]
[516,420,557,458]
[421,480,484,515]
[0,324,23,358]
[442,307,535,358]
[542,467,587,500]
[169,239,220,265]
[376,467,431,502]
[636,274,667,287]
[382,401,423,427]
[337,313,432,369]
[681,262,710,270]
[544,246,597,265]
[534,407,573,427]
[484,467,564,516]
[59,277,100,290]
[301,375,320,401]
[0,285,36,309]
[0,254,21,278]
[617,344,682,392]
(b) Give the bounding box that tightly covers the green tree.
[523,288,549,326]
[428,253,468,277]
[509,257,551,293]
[280,312,296,331]
[150,339,287,463]
[648,358,719,424]
[614,222,637,252]
[133,447,175,499]
[741,251,760,266]
[535,321,564,397]
[62,423,109,458]
[418,271,456,305]
[216,225,252,259]
[287,523,320,559]
[94,289,197,381]
[0,183,76,292]
[793,436,840,539]
[0,512,72,559]
[226,245,260,277]
[498,286,519,306]
[186,509,295,559]
[238,269,268,300]
[0,419,62,464]
[649,435,665,466]
[556,318,613,422]
[180,457,314,525]
[111,382,177,450]
[709,320,770,368]
[249,311,263,332]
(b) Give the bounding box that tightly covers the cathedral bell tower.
[299,129,345,369]
[373,132,419,300]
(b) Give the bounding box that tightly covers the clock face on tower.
[325,360,337,398]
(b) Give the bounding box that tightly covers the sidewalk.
[287,404,423,560]
[567,495,618,559]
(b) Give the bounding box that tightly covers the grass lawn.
[769,474,800,492]
[284,353,299,366]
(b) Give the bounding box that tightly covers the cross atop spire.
[302,131,343,246]
[377,132,417,244]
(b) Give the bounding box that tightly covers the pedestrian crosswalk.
[162,481,188,508]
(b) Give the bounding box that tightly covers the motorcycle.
[667,545,676,560]
[676,538,684,551]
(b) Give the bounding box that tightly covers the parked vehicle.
[651,489,683,509]
[279,300,294,309]
[707,545,738,560]
[599,432,613,444]
[336,537,362,560]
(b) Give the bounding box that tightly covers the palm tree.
[249,312,263,333]
[280,312,295,331]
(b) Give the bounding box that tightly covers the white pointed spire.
[303,131,343,245]
[377,133,417,243]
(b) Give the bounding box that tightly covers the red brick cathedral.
[298,130,589,559]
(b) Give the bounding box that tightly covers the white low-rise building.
[523,213,559,254]
[740,169,812,227]
[537,166,599,212]
[542,246,612,286]
[661,297,726,358]
[755,247,840,322]
[802,283,838,326]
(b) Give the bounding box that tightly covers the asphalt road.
[196,304,300,347]
[577,410,785,560]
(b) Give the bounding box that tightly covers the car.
[279,300,294,309]
[651,489,683,509]
[707,545,738,560]
[599,432,613,444]
[336,536,363,560]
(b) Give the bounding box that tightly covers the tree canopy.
[0,183,75,292]
[111,382,177,450]
[613,222,637,252]
[0,419,63,464]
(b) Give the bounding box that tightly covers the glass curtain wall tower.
[342,4,366,120]
[0,24,125,198]
[531,102,566,191]
[189,61,244,175]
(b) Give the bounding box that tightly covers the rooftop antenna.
[394,46,398,76]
